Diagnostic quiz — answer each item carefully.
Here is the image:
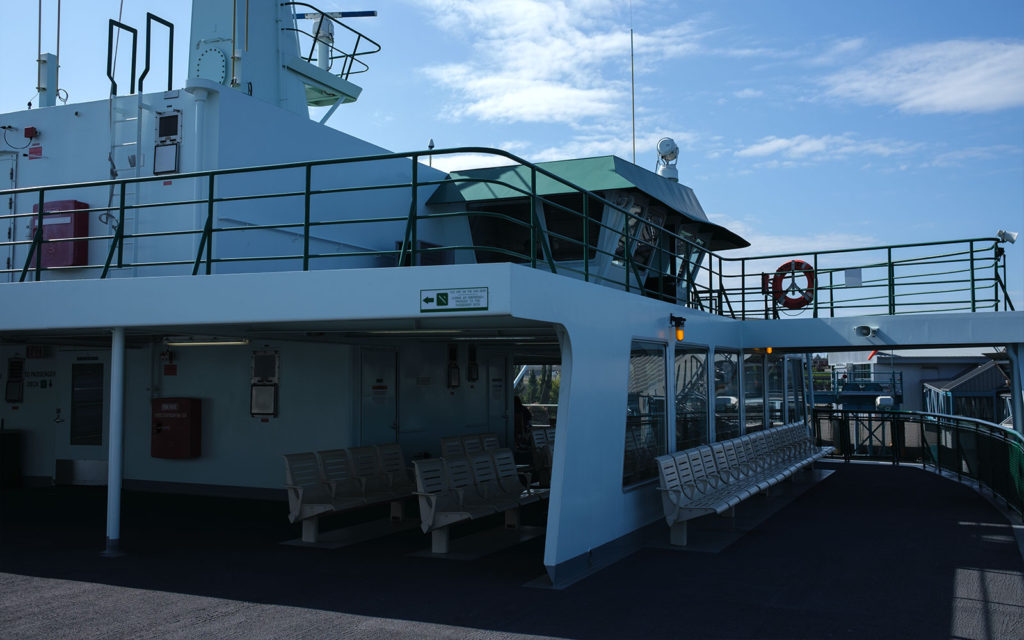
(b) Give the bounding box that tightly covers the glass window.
[623,341,667,486]
[674,345,708,451]
[71,363,104,445]
[714,350,740,440]
[767,354,785,427]
[743,352,766,433]
[787,358,806,424]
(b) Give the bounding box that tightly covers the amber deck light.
[669,314,686,341]
[767,347,773,354]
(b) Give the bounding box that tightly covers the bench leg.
[390,500,404,521]
[670,521,688,546]
[301,517,319,544]
[431,528,450,554]
[505,507,520,529]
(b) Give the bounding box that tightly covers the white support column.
[805,354,816,430]
[737,350,746,435]
[103,327,126,557]
[708,346,717,442]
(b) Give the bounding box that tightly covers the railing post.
[920,421,926,470]
[582,195,589,283]
[740,258,746,319]
[887,247,895,314]
[892,417,903,466]
[34,190,44,281]
[116,184,126,268]
[303,164,311,271]
[204,173,214,275]
[812,254,819,318]
[706,252,712,311]
[992,245,999,311]
[828,271,834,318]
[954,425,962,481]
[623,215,631,292]
[840,413,851,462]
[968,240,976,311]
[410,157,418,266]
[530,168,537,269]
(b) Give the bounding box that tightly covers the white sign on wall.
[419,287,489,312]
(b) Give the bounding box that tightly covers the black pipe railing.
[812,408,1024,517]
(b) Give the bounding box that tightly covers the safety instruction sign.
[420,287,489,312]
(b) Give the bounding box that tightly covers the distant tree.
[539,365,552,404]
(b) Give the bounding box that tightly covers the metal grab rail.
[282,2,381,79]
[0,145,1014,318]
[812,408,1024,517]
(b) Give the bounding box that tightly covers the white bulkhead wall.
[0,337,508,490]
[188,0,308,116]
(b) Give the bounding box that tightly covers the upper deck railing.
[282,2,381,81]
[0,147,1014,318]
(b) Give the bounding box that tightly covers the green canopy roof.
[428,155,749,250]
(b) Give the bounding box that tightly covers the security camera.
[854,325,878,338]
[996,229,1018,244]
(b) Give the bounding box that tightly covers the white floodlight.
[996,229,1018,244]
[655,137,679,182]
[657,137,679,163]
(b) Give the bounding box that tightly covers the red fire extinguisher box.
[29,200,89,268]
[151,398,202,459]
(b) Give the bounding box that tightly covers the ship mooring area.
[2,461,1022,640]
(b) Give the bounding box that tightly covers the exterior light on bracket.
[669,314,686,341]
[766,347,773,354]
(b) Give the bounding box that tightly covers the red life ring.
[771,260,816,310]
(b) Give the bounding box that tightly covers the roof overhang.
[427,155,749,251]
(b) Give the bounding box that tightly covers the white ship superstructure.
[1,1,1021,586]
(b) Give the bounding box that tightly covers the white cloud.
[414,0,706,124]
[707,213,878,259]
[428,153,518,174]
[927,145,1023,168]
[823,40,1024,113]
[735,134,917,162]
[810,38,865,66]
[733,88,763,99]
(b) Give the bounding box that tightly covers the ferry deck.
[1,1,1022,627]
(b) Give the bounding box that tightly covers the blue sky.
[2,0,1022,298]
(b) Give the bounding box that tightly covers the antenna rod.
[630,28,636,164]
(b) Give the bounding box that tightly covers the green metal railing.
[0,146,1014,319]
[813,408,1024,516]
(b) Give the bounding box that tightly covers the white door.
[360,348,398,445]
[0,153,15,282]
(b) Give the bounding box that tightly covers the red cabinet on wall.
[29,200,89,268]
[151,398,202,459]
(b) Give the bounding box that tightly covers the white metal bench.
[412,448,549,553]
[283,444,416,543]
[529,427,556,486]
[656,425,833,546]
[439,432,502,458]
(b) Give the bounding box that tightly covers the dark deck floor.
[2,461,1022,639]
